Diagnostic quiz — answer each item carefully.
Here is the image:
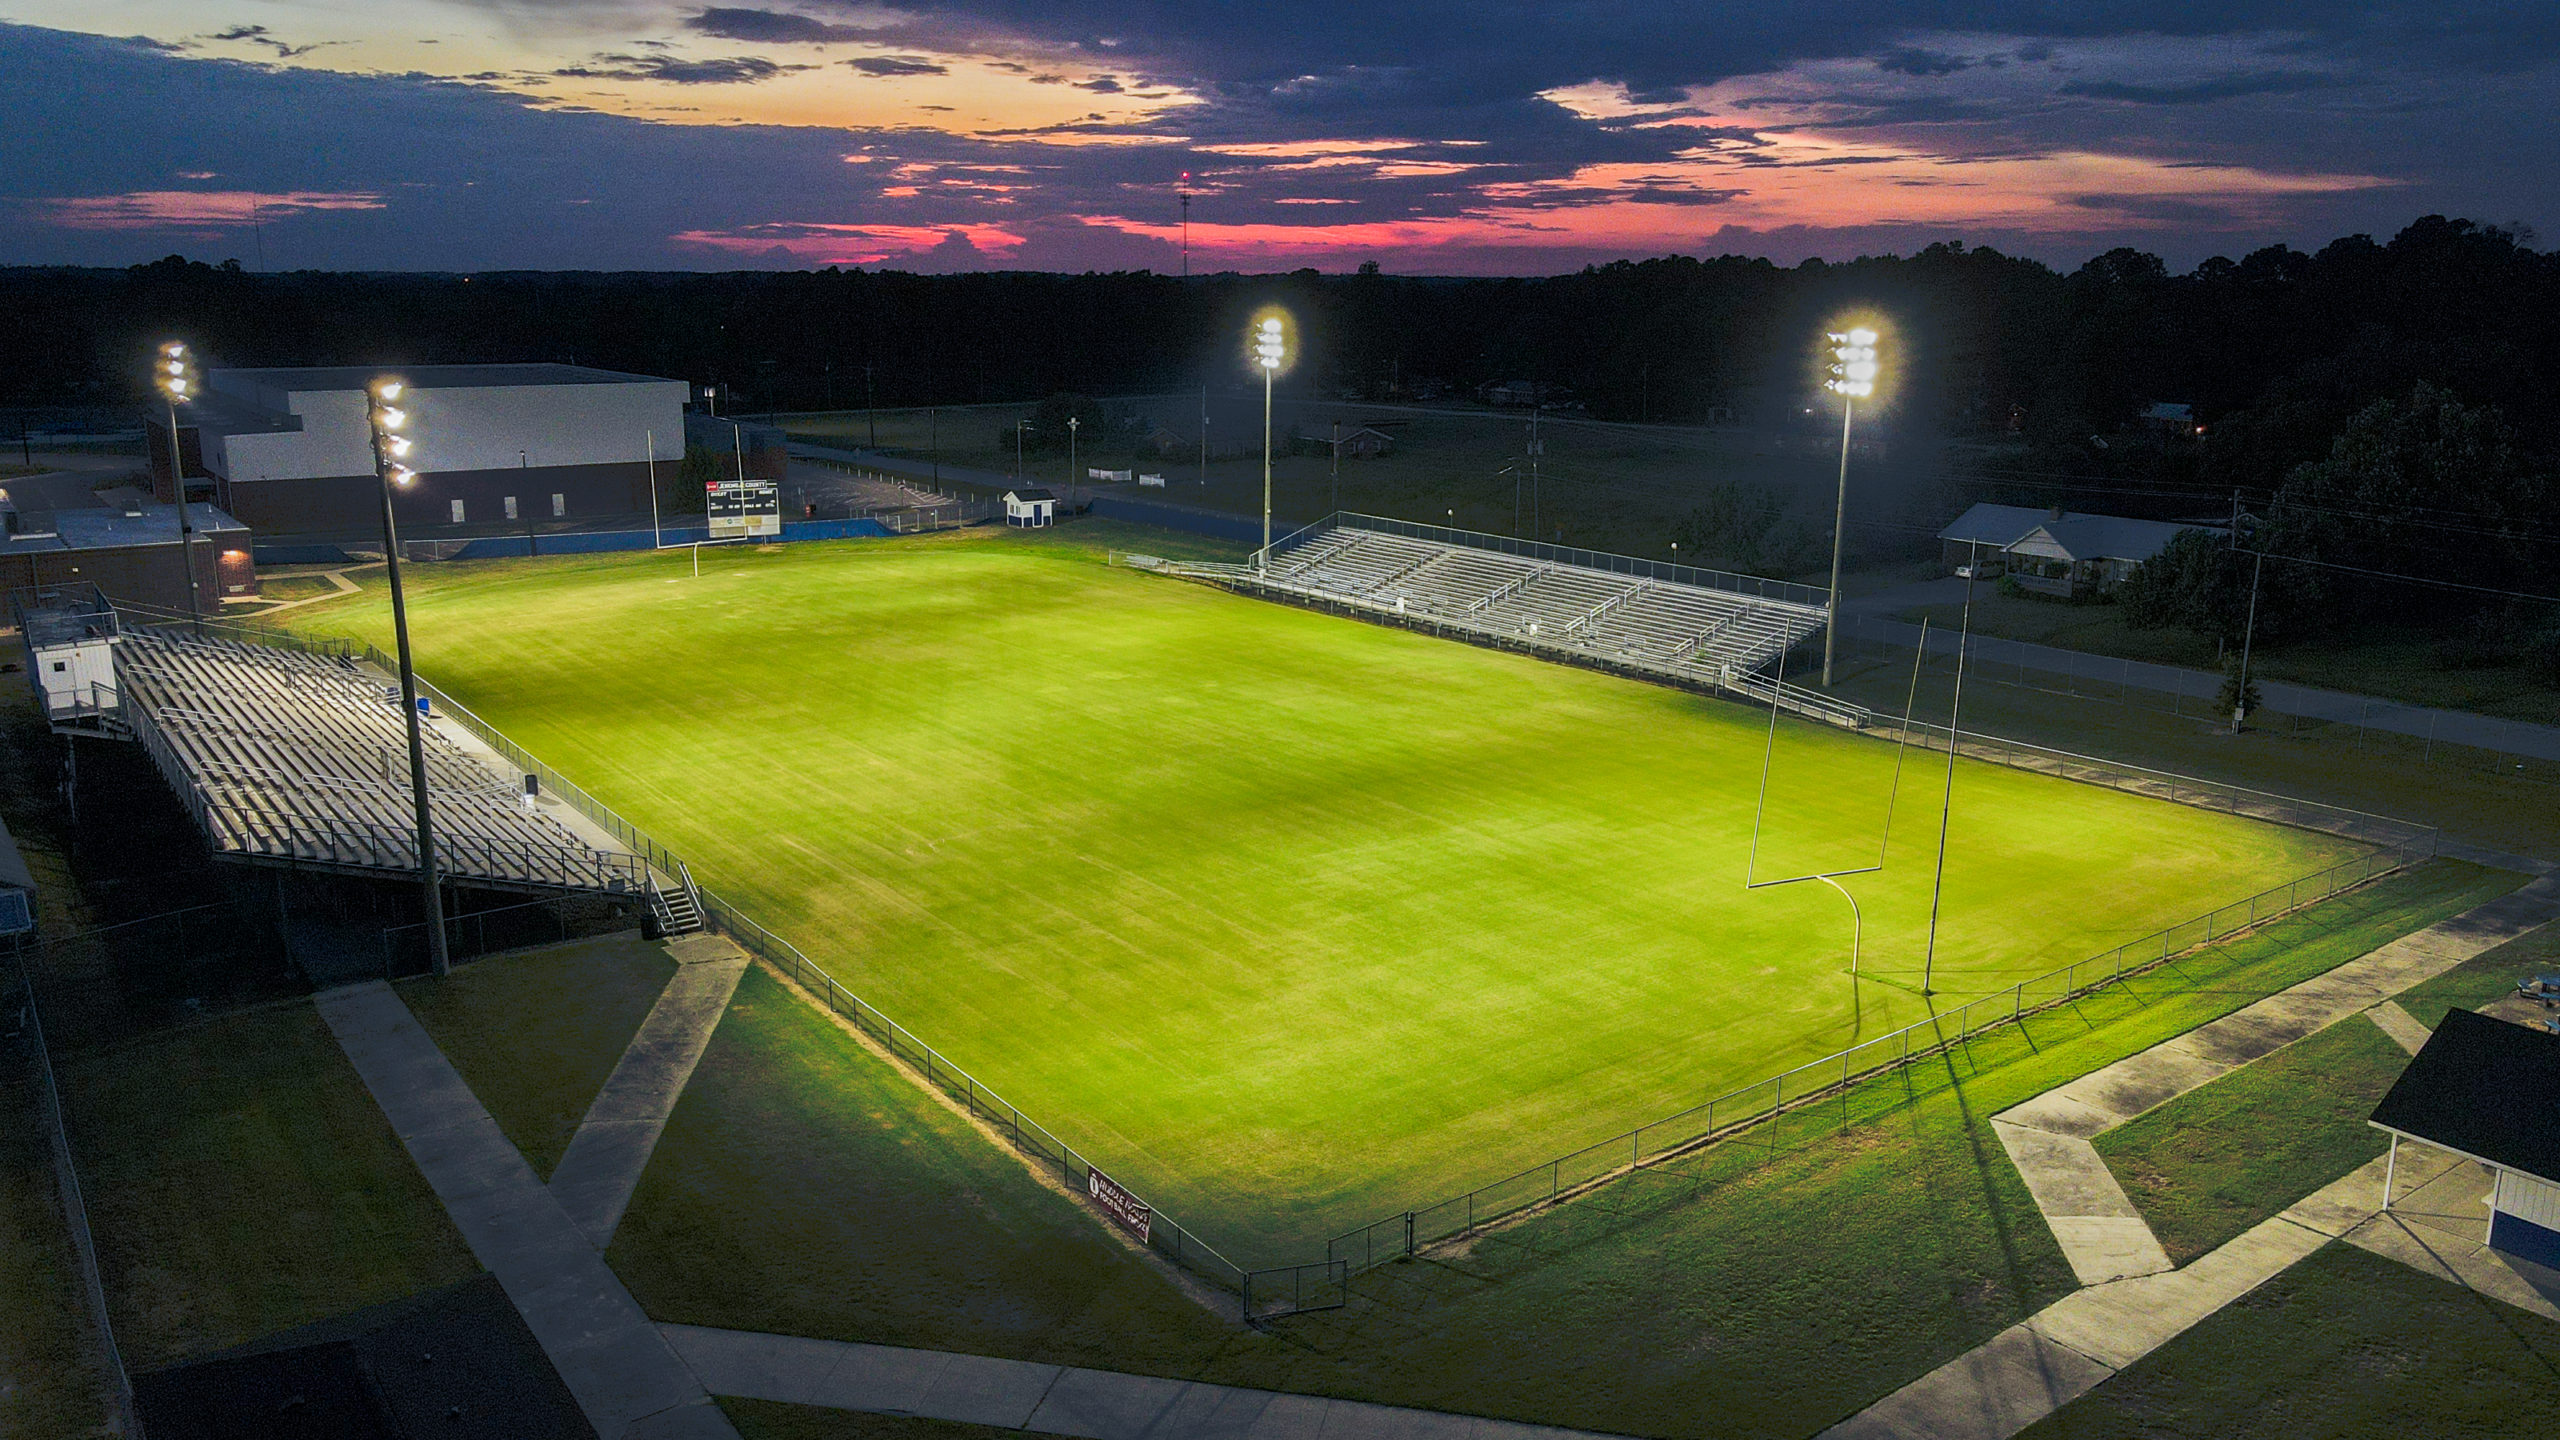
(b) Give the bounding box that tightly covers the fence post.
[1404,1211,1415,1256]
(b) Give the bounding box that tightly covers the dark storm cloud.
[685,8,875,44]
[556,53,814,84]
[2059,71,2346,105]
[1873,45,1974,77]
[205,22,333,59]
[843,55,949,75]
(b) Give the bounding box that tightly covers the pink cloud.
[37,190,386,230]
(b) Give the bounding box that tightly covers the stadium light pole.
[1821,326,1881,687]
[1253,313,1287,573]
[368,377,450,979]
[1067,415,1080,495]
[152,342,205,637]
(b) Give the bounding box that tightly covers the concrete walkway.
[1826,1149,2467,1440]
[664,1323,1617,1440]
[1819,869,2560,1440]
[1996,871,2560,1284]
[317,981,740,1440]
[552,938,750,1248]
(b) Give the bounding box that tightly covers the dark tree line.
[2,215,2550,570]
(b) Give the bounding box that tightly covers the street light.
[367,376,450,979]
[1067,415,1080,494]
[1251,311,1290,573]
[152,343,205,636]
[1821,323,1883,687]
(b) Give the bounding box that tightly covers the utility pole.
[1921,540,1979,996]
[864,364,876,449]
[2234,551,2264,733]
[1329,419,1340,514]
[1528,405,1543,539]
[931,406,940,488]
[1199,384,1209,486]
[1179,172,1191,279]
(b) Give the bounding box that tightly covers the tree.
[2274,383,2551,610]
[2118,528,2246,637]
[2216,657,2262,731]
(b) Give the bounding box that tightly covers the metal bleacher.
[113,628,661,898]
[1160,516,1870,726]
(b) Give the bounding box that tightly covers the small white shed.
[1005,488,1056,528]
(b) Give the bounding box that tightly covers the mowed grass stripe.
[291,531,2359,1260]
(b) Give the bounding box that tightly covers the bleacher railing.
[1166,520,1865,726]
[1327,512,1833,611]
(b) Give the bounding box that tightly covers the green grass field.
[287,528,2361,1260]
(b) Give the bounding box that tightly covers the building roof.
[2,503,248,556]
[1939,501,2222,561]
[1006,487,1056,502]
[0,811,32,895]
[2369,1008,2560,1186]
[208,363,681,393]
[2009,515,2214,565]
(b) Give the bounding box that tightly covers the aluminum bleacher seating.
[1194,522,1842,709]
[114,630,648,894]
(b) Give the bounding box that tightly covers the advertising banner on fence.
[1086,1166,1151,1243]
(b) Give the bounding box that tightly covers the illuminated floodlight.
[150,340,205,633]
[1248,307,1294,573]
[374,378,404,402]
[375,405,406,431]
[1825,330,1880,400]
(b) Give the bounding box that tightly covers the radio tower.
[1179,172,1191,278]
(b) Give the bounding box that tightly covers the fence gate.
[1241,1259,1349,1323]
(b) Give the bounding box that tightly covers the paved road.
[1839,578,2560,764]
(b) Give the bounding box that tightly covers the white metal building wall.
[201,378,686,481]
[2495,1169,2560,1231]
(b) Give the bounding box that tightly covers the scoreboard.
[707,478,781,539]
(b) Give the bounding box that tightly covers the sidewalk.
[317,980,740,1440]
[665,1323,1622,1440]
[1820,868,2560,1440]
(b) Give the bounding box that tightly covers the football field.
[290,529,2362,1262]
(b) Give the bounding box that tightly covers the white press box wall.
[201,370,688,482]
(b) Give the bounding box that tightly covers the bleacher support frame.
[1151,512,1871,728]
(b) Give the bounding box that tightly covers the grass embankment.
[2019,1243,2560,1439]
[0,1048,113,1437]
[58,1003,480,1368]
[279,528,2358,1259]
[398,934,675,1178]
[2095,1018,2407,1265]
[613,861,2511,1440]
[1896,590,2560,725]
[1827,646,2560,858]
[2396,920,2560,1030]
[777,400,1862,561]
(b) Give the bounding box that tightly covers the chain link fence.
[1324,825,2429,1273]
[380,891,646,980]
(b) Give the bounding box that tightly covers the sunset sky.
[2,4,2552,273]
